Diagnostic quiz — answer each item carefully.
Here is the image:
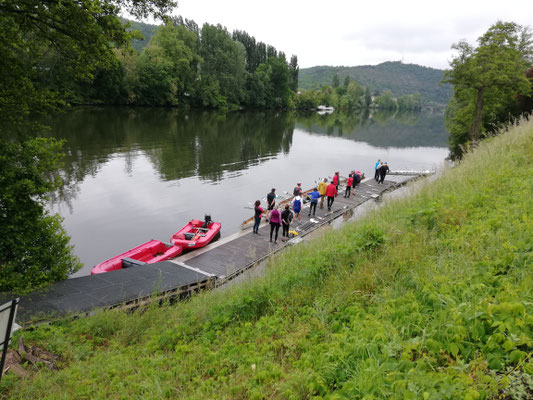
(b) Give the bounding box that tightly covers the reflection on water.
[296,109,448,148]
[37,107,448,276]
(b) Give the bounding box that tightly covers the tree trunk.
[470,87,484,144]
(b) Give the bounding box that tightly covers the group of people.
[374,159,390,184]
[252,169,367,243]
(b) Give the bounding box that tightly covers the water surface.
[41,108,449,276]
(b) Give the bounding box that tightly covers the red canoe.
[91,239,183,274]
[170,219,221,249]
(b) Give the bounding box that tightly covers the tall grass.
[3,119,533,399]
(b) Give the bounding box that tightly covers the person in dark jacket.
[266,188,276,219]
[253,200,264,234]
[378,162,389,184]
[281,205,293,239]
[293,183,302,196]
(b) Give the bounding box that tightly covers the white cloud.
[138,0,533,70]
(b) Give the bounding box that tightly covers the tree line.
[51,16,300,110]
[296,74,422,111]
[443,21,533,159]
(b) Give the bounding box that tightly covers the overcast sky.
[142,0,533,70]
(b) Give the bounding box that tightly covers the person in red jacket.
[325,182,337,211]
[344,175,354,197]
[332,172,340,194]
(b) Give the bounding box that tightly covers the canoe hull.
[91,239,183,274]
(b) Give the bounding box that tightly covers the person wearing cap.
[318,178,328,209]
[293,182,302,197]
[266,188,276,219]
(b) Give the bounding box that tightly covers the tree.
[131,22,199,105]
[289,55,299,92]
[199,24,246,106]
[0,0,176,292]
[374,90,397,110]
[443,21,532,158]
[364,86,372,107]
[343,75,351,87]
[0,0,176,130]
[332,73,340,88]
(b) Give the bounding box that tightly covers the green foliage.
[5,116,533,398]
[374,90,398,110]
[0,137,82,292]
[443,21,533,159]
[299,61,452,105]
[0,1,175,291]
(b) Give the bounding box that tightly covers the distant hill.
[123,19,158,52]
[299,62,452,105]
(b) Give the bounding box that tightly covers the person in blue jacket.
[374,159,381,181]
[307,187,320,216]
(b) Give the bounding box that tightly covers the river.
[40,107,449,276]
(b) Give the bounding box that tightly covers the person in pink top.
[269,206,282,243]
[325,182,337,211]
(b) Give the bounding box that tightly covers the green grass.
[3,119,533,399]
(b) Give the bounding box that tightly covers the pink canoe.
[91,239,182,274]
[170,219,221,249]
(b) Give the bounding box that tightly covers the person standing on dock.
[333,172,340,194]
[266,188,276,220]
[292,194,302,222]
[269,206,281,243]
[326,181,337,211]
[281,204,293,239]
[378,162,390,184]
[308,187,320,216]
[253,200,264,234]
[293,182,302,197]
[345,175,354,197]
[318,178,328,209]
[375,159,381,181]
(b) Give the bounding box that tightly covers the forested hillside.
[124,19,158,52]
[299,62,452,105]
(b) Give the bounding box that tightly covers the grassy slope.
[4,121,533,399]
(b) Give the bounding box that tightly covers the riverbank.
[4,119,532,398]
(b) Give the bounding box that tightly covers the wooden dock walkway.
[7,174,422,324]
